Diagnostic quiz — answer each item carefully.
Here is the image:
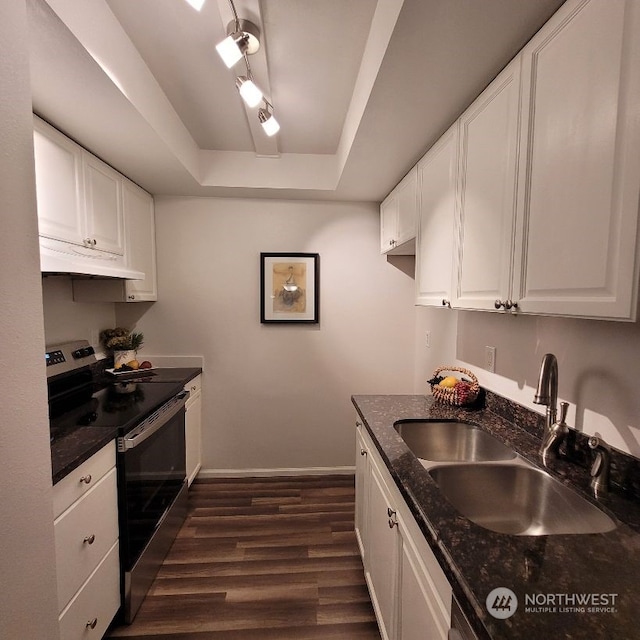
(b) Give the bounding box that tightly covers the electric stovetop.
[49,379,183,443]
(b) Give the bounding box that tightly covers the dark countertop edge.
[51,367,202,484]
[351,394,640,640]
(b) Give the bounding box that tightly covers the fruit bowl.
[428,366,479,406]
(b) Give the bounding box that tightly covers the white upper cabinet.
[33,118,85,245]
[73,179,158,302]
[415,123,459,308]
[121,179,157,300]
[83,152,125,256]
[452,57,522,312]
[380,166,418,255]
[414,0,640,320]
[513,0,640,320]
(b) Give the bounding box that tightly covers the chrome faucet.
[540,401,569,462]
[533,353,565,459]
[588,437,611,496]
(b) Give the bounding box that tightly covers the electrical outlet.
[90,329,100,347]
[485,346,496,373]
[425,331,431,348]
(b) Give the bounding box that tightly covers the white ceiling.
[27,0,565,202]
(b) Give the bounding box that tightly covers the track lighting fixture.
[216,0,280,136]
[215,19,260,69]
[235,76,263,108]
[258,104,280,137]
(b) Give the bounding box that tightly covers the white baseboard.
[197,466,356,479]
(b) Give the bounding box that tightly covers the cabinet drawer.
[53,441,116,518]
[54,467,119,611]
[58,541,120,640]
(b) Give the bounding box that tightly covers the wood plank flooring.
[106,475,381,640]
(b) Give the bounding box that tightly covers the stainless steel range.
[47,340,189,623]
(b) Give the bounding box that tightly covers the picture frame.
[260,253,319,323]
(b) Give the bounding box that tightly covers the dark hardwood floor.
[106,475,381,639]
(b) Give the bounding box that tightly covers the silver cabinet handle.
[355,421,362,427]
[387,507,398,528]
[128,294,135,300]
[387,507,396,517]
[389,239,396,246]
[494,299,504,309]
[86,618,98,629]
[504,299,518,310]
[79,474,92,484]
[191,385,197,391]
[83,534,96,545]
[360,449,367,457]
[441,299,451,308]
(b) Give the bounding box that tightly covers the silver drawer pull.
[83,534,96,545]
[86,618,98,629]
[388,518,398,529]
[79,474,92,484]
[360,448,367,457]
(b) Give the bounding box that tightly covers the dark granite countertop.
[352,394,640,640]
[51,426,118,485]
[51,367,202,485]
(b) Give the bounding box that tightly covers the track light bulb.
[236,77,263,108]
[216,32,248,68]
[258,107,280,136]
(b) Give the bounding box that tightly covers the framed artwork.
[260,253,319,323]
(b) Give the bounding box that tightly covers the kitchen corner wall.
[117,197,418,472]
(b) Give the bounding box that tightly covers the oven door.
[118,392,187,572]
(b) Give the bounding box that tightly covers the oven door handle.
[118,390,189,452]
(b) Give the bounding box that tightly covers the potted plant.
[100,327,144,369]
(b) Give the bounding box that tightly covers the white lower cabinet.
[53,441,120,640]
[185,374,202,487]
[356,423,451,640]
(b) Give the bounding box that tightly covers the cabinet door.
[415,123,459,307]
[453,58,521,311]
[399,520,449,640]
[381,167,417,255]
[380,192,399,254]
[513,0,640,320]
[355,423,370,559]
[122,179,157,301]
[395,167,418,251]
[83,153,125,255]
[367,458,400,640]
[33,117,85,245]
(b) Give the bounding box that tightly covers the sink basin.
[428,464,617,535]
[394,420,516,462]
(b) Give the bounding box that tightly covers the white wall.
[456,310,640,458]
[42,275,116,347]
[0,1,60,636]
[117,197,417,472]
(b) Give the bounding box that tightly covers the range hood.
[39,237,145,280]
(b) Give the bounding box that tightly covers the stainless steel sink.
[394,420,516,462]
[428,464,617,535]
